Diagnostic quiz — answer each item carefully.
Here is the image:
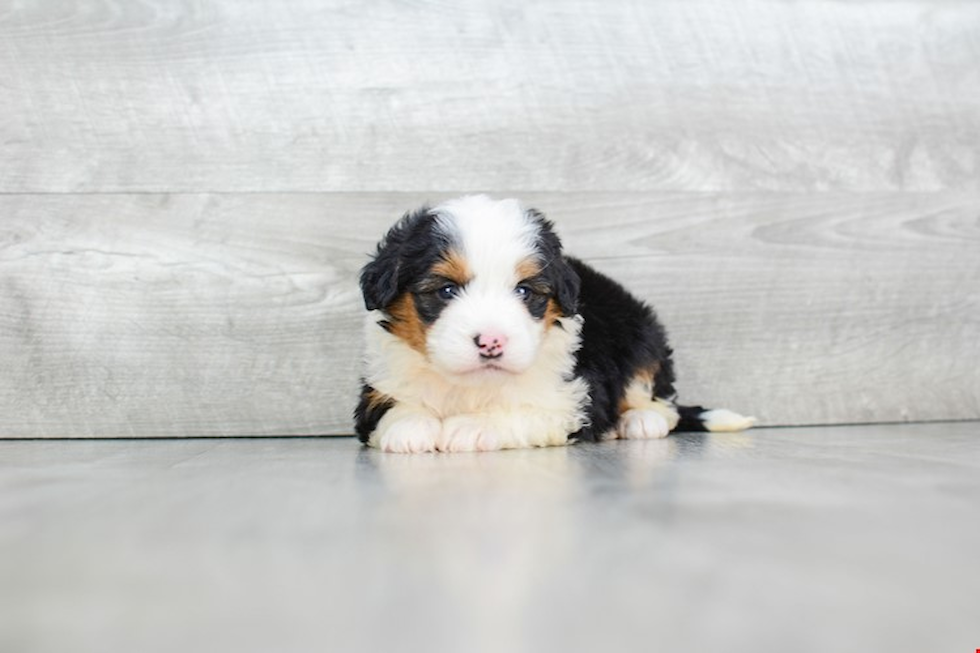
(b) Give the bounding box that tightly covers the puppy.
[355,195,753,452]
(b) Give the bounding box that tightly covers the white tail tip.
[701,409,756,432]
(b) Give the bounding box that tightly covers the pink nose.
[474,332,508,358]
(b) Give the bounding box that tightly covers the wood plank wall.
[1,1,978,437]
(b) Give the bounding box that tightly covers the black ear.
[526,208,581,317]
[359,206,434,311]
[552,256,581,316]
[359,243,401,311]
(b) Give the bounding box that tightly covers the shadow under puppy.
[355,195,753,453]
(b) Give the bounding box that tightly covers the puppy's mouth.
[454,360,519,377]
[472,361,512,374]
[479,362,508,372]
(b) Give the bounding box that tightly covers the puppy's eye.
[514,284,533,301]
[437,284,460,300]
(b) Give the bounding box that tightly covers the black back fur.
[566,257,677,441]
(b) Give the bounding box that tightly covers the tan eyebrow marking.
[431,250,473,286]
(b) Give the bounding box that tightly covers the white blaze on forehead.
[433,195,539,285]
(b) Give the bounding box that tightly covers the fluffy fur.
[355,195,754,453]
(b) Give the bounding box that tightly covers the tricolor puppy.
[355,195,753,453]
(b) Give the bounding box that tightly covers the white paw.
[617,409,671,440]
[371,414,441,453]
[436,415,502,452]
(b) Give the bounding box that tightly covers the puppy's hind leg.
[614,371,680,440]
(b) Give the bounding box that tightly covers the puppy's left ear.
[526,207,581,317]
[552,256,581,316]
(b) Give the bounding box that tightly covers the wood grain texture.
[1,0,978,192]
[1,192,977,437]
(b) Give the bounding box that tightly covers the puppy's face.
[361,196,580,380]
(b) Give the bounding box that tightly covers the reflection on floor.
[1,422,978,653]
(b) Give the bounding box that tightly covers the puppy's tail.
[675,405,756,433]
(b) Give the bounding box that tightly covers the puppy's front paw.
[371,414,441,453]
[617,409,671,440]
[437,415,502,452]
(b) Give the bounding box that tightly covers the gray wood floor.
[2,422,978,653]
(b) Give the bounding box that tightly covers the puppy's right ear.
[359,242,401,311]
[359,207,432,311]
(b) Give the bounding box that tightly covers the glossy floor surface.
[2,423,978,653]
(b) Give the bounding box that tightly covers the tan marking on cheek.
[543,298,563,330]
[386,294,427,354]
[431,250,472,286]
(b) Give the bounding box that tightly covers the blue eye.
[437,284,459,300]
[515,285,532,301]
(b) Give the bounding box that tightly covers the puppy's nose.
[474,332,508,359]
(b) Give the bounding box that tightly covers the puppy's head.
[361,195,580,379]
